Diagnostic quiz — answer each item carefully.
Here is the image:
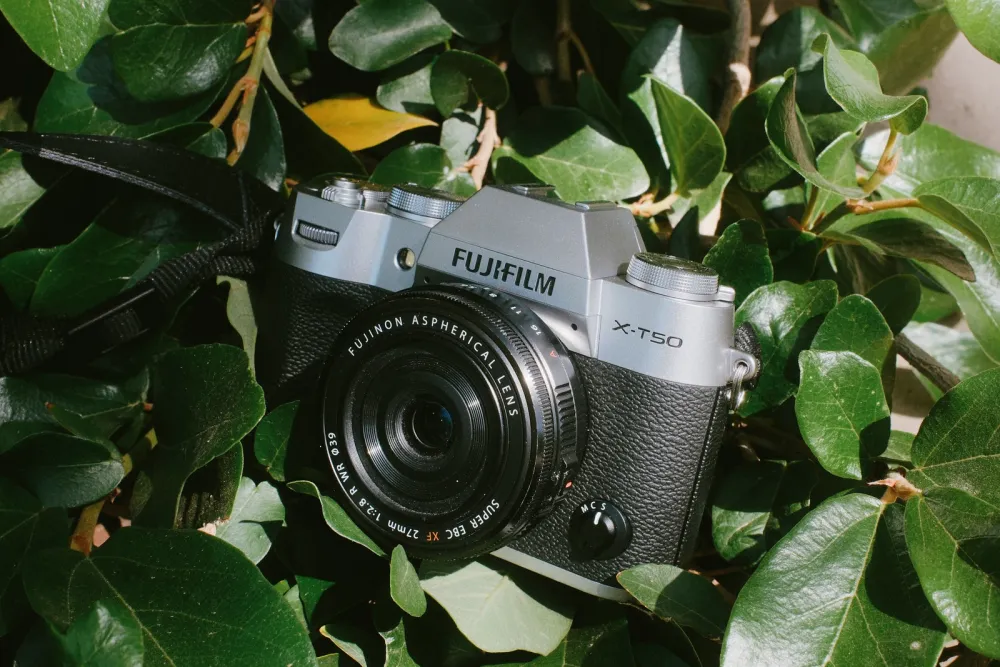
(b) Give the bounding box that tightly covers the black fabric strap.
[0,132,285,376]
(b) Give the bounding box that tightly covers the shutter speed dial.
[568,499,631,561]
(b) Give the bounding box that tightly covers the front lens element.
[410,398,454,452]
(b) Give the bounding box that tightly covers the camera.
[257,176,759,600]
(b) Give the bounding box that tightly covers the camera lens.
[410,399,453,452]
[321,284,586,559]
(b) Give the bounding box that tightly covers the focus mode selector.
[388,184,466,221]
[568,499,631,561]
[626,252,721,299]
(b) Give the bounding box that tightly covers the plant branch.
[717,0,752,134]
[458,107,500,189]
[861,128,899,195]
[897,332,961,394]
[800,185,821,230]
[846,197,920,214]
[227,0,275,165]
[565,31,595,76]
[555,0,572,83]
[629,192,680,218]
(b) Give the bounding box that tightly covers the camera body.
[257,177,758,600]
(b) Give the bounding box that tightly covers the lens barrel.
[321,284,585,559]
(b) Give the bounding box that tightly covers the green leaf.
[376,54,437,116]
[108,0,251,28]
[906,488,1000,657]
[711,460,820,564]
[440,106,482,168]
[915,177,1000,259]
[370,143,468,194]
[866,7,958,96]
[881,429,915,465]
[0,152,47,236]
[726,77,799,194]
[946,0,1000,62]
[217,275,258,376]
[328,0,452,72]
[647,76,725,195]
[526,604,634,666]
[419,559,573,654]
[287,480,385,556]
[866,274,923,335]
[576,73,623,138]
[234,87,286,191]
[510,0,555,76]
[390,545,427,617]
[374,600,420,667]
[702,220,773,307]
[807,112,866,153]
[796,350,890,479]
[215,477,285,564]
[812,132,860,217]
[270,87,366,180]
[859,124,1000,196]
[767,229,822,283]
[735,280,839,415]
[825,217,975,281]
[430,50,509,116]
[23,528,317,667]
[497,106,648,202]
[254,401,299,483]
[0,247,58,311]
[633,643,690,667]
[722,493,946,667]
[2,433,124,508]
[132,345,264,527]
[57,599,144,666]
[903,322,997,400]
[0,0,110,71]
[813,34,927,134]
[914,284,959,323]
[110,23,246,103]
[617,564,730,638]
[0,479,66,637]
[811,294,894,370]
[755,7,857,81]
[173,433,244,530]
[320,622,381,667]
[765,71,865,198]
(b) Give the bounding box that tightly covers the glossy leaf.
[765,71,865,198]
[215,478,285,564]
[882,429,916,465]
[498,106,648,202]
[0,247,58,311]
[233,87,285,191]
[287,480,385,556]
[755,7,857,81]
[735,280,839,415]
[576,72,623,137]
[811,295,894,371]
[510,0,555,76]
[440,106,482,168]
[796,350,890,479]
[722,494,946,667]
[767,229,823,283]
[108,0,252,28]
[133,345,264,527]
[2,433,123,508]
[0,0,109,71]
[390,545,427,617]
[946,0,1000,62]
[726,77,798,194]
[23,528,317,666]
[527,605,634,667]
[814,34,927,134]
[370,143,461,192]
[812,132,861,217]
[303,95,437,152]
[0,479,66,636]
[419,560,574,654]
[254,401,299,483]
[866,274,923,335]
[647,76,725,195]
[110,23,247,103]
[0,152,47,235]
[57,599,144,666]
[430,50,509,116]
[376,55,436,116]
[915,177,1000,259]
[271,88,366,180]
[905,322,997,401]
[217,275,257,375]
[328,0,452,72]
[617,564,730,638]
[702,220,773,307]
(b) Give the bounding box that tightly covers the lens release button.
[568,499,631,561]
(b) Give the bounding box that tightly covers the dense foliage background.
[2,0,1000,664]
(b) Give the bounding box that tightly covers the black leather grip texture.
[255,260,389,405]
[508,353,729,584]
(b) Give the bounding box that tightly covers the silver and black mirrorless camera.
[257,177,760,600]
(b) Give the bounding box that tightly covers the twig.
[629,192,680,218]
[717,0,752,134]
[227,0,275,165]
[861,128,899,195]
[69,451,135,555]
[564,31,595,76]
[800,185,821,230]
[534,77,553,106]
[555,0,572,83]
[688,569,738,604]
[846,197,921,214]
[897,332,961,394]
[458,107,500,189]
[210,80,247,128]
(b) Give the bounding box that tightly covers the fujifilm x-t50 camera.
[257,177,760,600]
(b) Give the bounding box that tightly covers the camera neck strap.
[0,132,285,376]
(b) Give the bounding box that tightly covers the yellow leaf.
[303,94,437,152]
